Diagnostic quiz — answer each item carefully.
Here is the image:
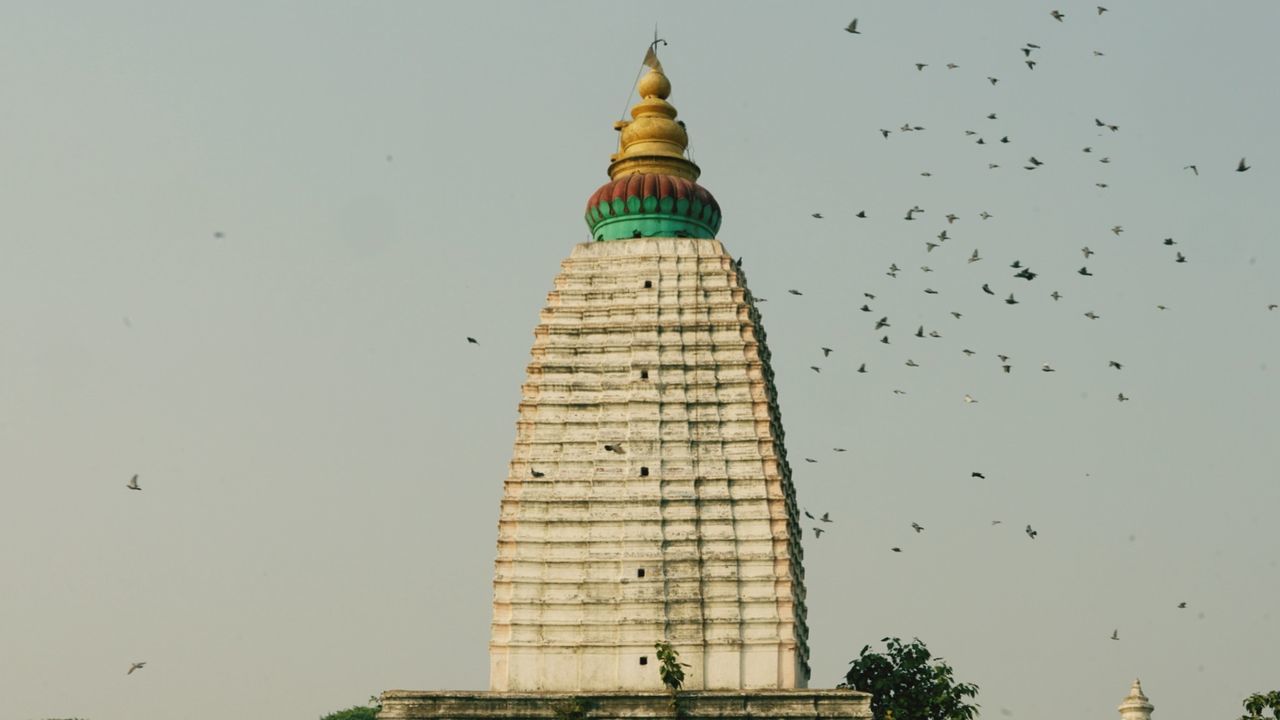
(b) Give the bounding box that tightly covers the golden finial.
[607,45,700,182]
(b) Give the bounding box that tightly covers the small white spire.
[1118,678,1154,720]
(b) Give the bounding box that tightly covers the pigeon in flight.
[1079,266,1093,276]
[881,336,891,345]
[466,337,479,344]
[988,77,999,85]
[1176,252,1188,263]
[811,213,824,219]
[1110,629,1119,641]
[1041,363,1056,372]
[1084,311,1101,320]
[980,211,993,220]
[805,458,817,463]
[1109,360,1123,370]
[875,317,891,330]
[911,522,924,533]
[915,326,925,338]
[860,304,872,312]
[1184,165,1198,176]
[805,510,816,520]
[1111,225,1124,235]
[1015,268,1038,281]
[1005,293,1019,305]
[126,474,141,491]
[972,471,986,479]
[1026,525,1039,539]
[128,662,146,675]
[821,347,833,357]
[1237,157,1250,172]
[964,394,978,404]
[1164,237,1177,245]
[1082,246,1095,258]
[1051,291,1062,301]
[982,283,995,295]
[844,18,861,34]
[946,63,959,70]
[1177,602,1187,609]
[833,447,847,452]
[946,214,959,224]
[810,366,821,373]
[915,63,928,71]
[856,211,868,218]
[857,363,868,373]
[820,513,833,523]
[1051,10,1065,21]
[1098,5,1109,14]
[891,547,903,553]
[788,289,803,296]
[813,527,825,538]
[905,359,920,367]
[1117,393,1130,402]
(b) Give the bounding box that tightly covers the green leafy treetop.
[655,641,691,692]
[320,694,381,720]
[1241,691,1280,720]
[839,637,979,720]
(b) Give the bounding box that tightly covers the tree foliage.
[1241,691,1280,720]
[654,640,690,692]
[840,637,979,720]
[320,703,379,720]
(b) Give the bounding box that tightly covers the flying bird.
[988,77,999,85]
[1005,293,1019,305]
[128,662,146,675]
[1098,5,1109,14]
[1117,393,1130,402]
[788,289,803,296]
[905,359,919,367]
[813,527,825,538]
[1051,10,1065,21]
[810,366,821,373]
[911,522,924,533]
[972,472,986,479]
[1110,629,1119,641]
[1184,165,1198,176]
[1078,266,1093,276]
[1082,246,1095,257]
[804,510,816,520]
[946,213,959,224]
[875,317,891,330]
[856,210,868,218]
[964,394,978,404]
[1051,291,1062,301]
[1164,237,1177,245]
[982,283,995,295]
[833,448,847,452]
[1015,268,1038,281]
[946,63,959,70]
[466,337,479,344]
[1108,360,1123,370]
[891,547,903,553]
[805,458,817,463]
[1177,602,1187,609]
[1041,363,1056,372]
[980,211,993,220]
[1176,252,1188,263]
[126,474,141,491]
[1237,157,1250,172]
[820,513,833,523]
[1111,225,1124,235]
[844,18,860,34]
[811,213,824,219]
[1084,311,1101,320]
[1026,525,1039,539]
[822,347,833,357]
[857,363,867,373]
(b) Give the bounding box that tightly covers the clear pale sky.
[1,2,1276,719]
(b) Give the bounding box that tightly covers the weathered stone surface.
[490,238,809,692]
[379,690,871,720]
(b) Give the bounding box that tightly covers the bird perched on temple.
[603,444,625,454]
[128,662,146,675]
[844,18,860,34]
[126,474,141,491]
[530,469,545,478]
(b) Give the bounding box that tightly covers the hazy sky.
[1,2,1277,719]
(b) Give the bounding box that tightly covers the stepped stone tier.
[489,237,809,691]
[1118,679,1154,720]
[378,49,869,720]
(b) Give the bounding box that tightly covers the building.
[1118,679,1155,720]
[379,50,870,720]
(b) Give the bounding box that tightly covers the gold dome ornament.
[608,48,700,182]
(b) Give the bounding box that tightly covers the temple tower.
[487,56,810,692]
[1118,679,1155,720]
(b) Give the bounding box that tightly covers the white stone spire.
[1118,679,1155,720]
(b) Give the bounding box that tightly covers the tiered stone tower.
[379,49,868,720]
[1118,679,1154,720]
[488,56,809,694]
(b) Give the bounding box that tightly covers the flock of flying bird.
[779,7,1267,635]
